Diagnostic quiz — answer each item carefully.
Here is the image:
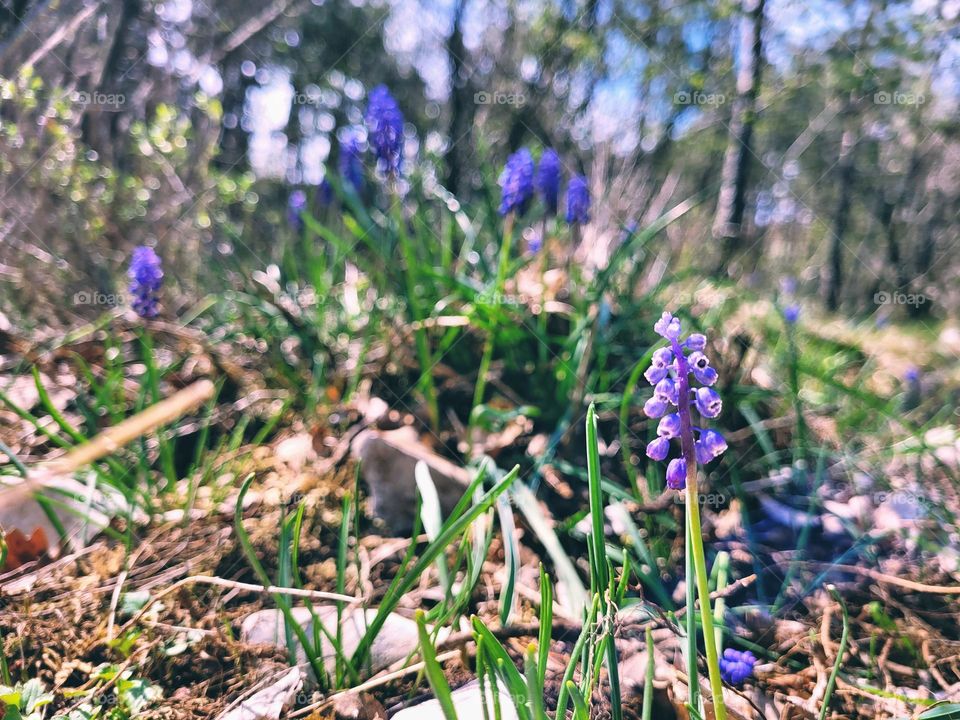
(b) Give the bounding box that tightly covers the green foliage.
[0,680,54,720]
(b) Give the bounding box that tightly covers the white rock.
[0,470,133,557]
[217,667,302,720]
[391,679,520,720]
[240,607,436,687]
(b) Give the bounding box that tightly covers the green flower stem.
[469,213,514,454]
[686,465,727,720]
[393,201,440,432]
[671,336,727,720]
[685,520,700,714]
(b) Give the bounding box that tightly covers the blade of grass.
[819,586,850,720]
[524,644,547,720]
[585,404,609,593]
[350,465,520,670]
[643,626,654,720]
[555,594,600,720]
[416,610,458,720]
[537,566,552,688]
[496,494,518,626]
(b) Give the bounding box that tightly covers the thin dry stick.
[116,575,361,638]
[47,379,216,474]
[1,380,215,500]
[288,649,461,718]
[801,562,960,595]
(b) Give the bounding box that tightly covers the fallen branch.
[115,574,361,640]
[1,380,215,502]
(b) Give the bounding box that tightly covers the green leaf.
[585,404,609,592]
[415,611,458,720]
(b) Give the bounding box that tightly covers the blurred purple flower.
[499,148,535,216]
[784,304,800,324]
[365,85,405,174]
[287,189,307,231]
[339,134,364,193]
[128,246,163,318]
[535,148,561,215]
[527,233,543,254]
[719,649,756,685]
[565,175,590,224]
[316,178,333,206]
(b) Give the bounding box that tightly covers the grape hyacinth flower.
[535,148,561,215]
[128,246,163,318]
[643,310,730,720]
[643,312,726,490]
[565,175,590,224]
[287,189,307,232]
[719,649,756,686]
[498,148,534,216]
[339,134,364,193]
[316,177,333,207]
[783,304,800,324]
[365,85,405,174]
[527,233,543,254]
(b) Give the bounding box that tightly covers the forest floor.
[1,308,959,720]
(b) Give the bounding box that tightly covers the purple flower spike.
[784,304,800,324]
[316,178,333,206]
[287,189,307,231]
[499,148,535,216]
[642,310,726,489]
[339,134,364,193]
[666,458,687,490]
[535,148,561,215]
[695,387,722,418]
[365,85,405,174]
[565,175,590,224]
[719,649,756,685]
[128,246,163,318]
[646,437,670,461]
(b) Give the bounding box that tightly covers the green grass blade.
[585,404,609,592]
[416,610,458,720]
[350,465,520,669]
[819,586,850,720]
[537,566,552,688]
[496,494,518,626]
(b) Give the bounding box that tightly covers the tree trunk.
[712,0,765,273]
[823,121,856,311]
[443,0,474,196]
